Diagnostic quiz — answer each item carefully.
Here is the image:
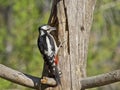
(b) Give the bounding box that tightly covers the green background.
[0,0,120,90]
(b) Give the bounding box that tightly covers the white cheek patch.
[40,30,45,36]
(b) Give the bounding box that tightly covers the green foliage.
[0,0,120,90]
[0,0,50,90]
[88,0,120,89]
[0,79,11,89]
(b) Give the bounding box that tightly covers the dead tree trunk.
[42,0,96,90]
[0,0,120,90]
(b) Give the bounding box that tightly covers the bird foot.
[41,76,48,84]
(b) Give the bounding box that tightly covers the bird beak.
[50,26,56,31]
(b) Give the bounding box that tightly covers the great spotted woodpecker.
[37,25,61,85]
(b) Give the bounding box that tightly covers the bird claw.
[41,76,48,84]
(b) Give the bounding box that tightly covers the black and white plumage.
[37,25,61,85]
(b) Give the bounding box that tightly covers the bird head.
[38,25,56,35]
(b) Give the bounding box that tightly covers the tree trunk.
[0,0,120,90]
[42,0,96,90]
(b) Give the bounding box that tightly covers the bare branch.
[81,70,120,89]
[0,64,56,89]
[1,64,120,89]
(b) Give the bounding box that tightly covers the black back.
[37,28,61,85]
[37,33,55,58]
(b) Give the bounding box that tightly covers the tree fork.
[42,0,96,89]
[0,0,97,90]
[1,64,120,89]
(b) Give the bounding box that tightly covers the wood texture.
[0,0,120,90]
[0,0,96,90]
[1,64,120,89]
[46,0,96,90]
[58,0,96,90]
[81,70,120,89]
[0,64,56,90]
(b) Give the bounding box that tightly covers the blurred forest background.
[0,0,120,90]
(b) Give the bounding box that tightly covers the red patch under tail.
[54,55,59,65]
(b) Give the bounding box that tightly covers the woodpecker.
[37,25,61,85]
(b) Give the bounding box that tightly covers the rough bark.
[0,0,97,90]
[45,0,96,90]
[1,0,120,90]
[81,69,120,89]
